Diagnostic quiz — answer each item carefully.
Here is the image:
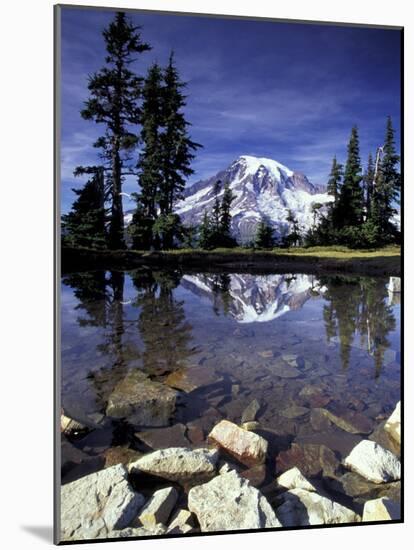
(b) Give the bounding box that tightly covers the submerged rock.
[277,488,360,526]
[188,470,281,531]
[362,496,400,522]
[61,464,145,542]
[384,402,401,445]
[106,370,178,428]
[276,467,317,492]
[129,447,218,483]
[138,487,178,527]
[209,419,268,466]
[135,423,190,450]
[276,442,340,479]
[271,361,301,378]
[311,408,373,435]
[165,366,221,393]
[281,406,309,419]
[343,440,400,483]
[241,398,261,423]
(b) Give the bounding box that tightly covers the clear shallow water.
[60,269,400,486]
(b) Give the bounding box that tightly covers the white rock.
[208,419,268,466]
[106,524,166,538]
[384,402,401,444]
[129,447,218,482]
[188,470,281,531]
[362,497,400,521]
[277,488,360,526]
[138,487,178,527]
[60,464,145,542]
[277,467,317,492]
[343,440,400,483]
[168,508,196,530]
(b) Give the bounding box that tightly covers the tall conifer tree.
[81,12,151,249]
[159,53,201,215]
[336,126,363,228]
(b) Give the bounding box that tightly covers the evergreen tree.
[284,209,301,247]
[158,53,202,245]
[371,117,401,240]
[336,126,364,228]
[220,181,234,235]
[62,171,106,249]
[130,63,164,248]
[219,181,237,247]
[363,152,375,220]
[199,210,213,249]
[255,219,274,249]
[327,156,343,202]
[80,12,151,250]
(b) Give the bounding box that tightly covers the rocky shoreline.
[60,401,401,542]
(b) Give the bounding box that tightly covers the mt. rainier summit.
[176,155,333,243]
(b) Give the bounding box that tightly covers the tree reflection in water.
[321,276,396,375]
[131,269,195,376]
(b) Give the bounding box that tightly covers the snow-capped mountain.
[181,273,326,323]
[176,155,333,244]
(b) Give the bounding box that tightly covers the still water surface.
[61,269,400,484]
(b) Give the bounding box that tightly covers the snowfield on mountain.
[175,155,333,244]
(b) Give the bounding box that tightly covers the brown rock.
[276,442,340,479]
[208,419,268,466]
[135,424,190,450]
[106,370,178,428]
[312,408,373,435]
[240,464,267,487]
[187,422,205,446]
[104,446,142,468]
[369,421,400,458]
[165,366,221,393]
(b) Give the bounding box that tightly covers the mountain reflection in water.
[60,269,400,484]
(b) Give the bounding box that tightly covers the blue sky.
[60,7,401,213]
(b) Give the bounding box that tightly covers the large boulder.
[106,370,178,428]
[277,467,317,492]
[362,496,400,521]
[138,487,178,527]
[208,419,268,466]
[188,470,281,531]
[60,464,145,542]
[129,447,218,483]
[384,402,401,445]
[343,440,400,484]
[277,488,360,526]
